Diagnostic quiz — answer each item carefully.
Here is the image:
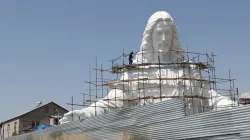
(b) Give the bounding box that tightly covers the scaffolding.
[66,49,237,119]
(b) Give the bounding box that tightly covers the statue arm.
[59,88,127,124]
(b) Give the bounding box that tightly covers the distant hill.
[240,92,250,98]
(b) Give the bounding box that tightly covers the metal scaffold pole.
[89,64,92,105]
[158,56,162,102]
[95,57,98,116]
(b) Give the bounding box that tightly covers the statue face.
[152,20,172,52]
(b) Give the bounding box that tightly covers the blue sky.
[1,0,250,122]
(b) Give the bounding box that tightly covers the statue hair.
[136,11,185,63]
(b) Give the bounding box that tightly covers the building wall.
[0,124,2,139]
[1,119,19,139]
[19,103,68,134]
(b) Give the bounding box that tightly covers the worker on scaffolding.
[129,51,134,64]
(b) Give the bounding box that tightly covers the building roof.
[0,102,68,124]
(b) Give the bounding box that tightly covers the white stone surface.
[59,11,235,124]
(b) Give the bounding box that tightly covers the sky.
[1,0,250,122]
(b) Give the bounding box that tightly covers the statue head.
[135,11,185,63]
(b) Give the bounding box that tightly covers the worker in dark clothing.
[129,51,133,64]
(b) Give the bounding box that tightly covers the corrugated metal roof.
[4,99,250,140]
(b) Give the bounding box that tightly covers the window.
[7,124,10,132]
[35,122,40,126]
[14,122,17,132]
[31,121,35,128]
[7,124,10,138]
[31,121,40,128]
[2,124,4,138]
[12,122,18,136]
[54,118,59,125]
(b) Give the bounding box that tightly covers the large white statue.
[59,11,235,124]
